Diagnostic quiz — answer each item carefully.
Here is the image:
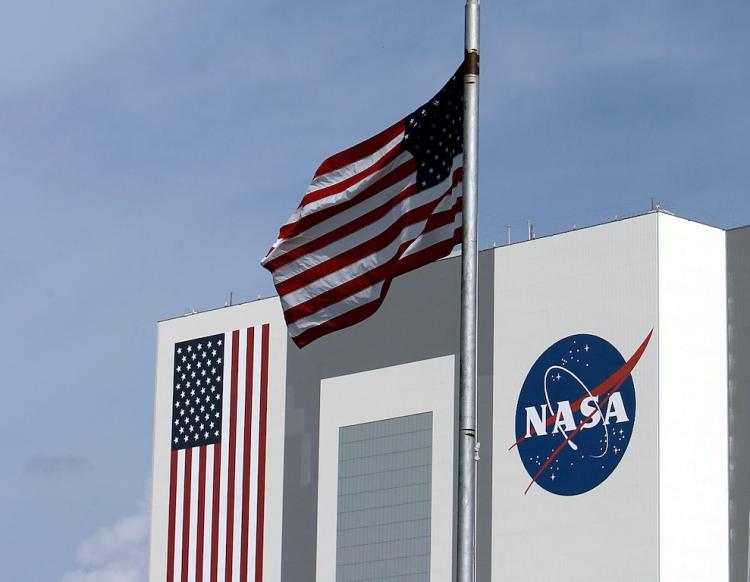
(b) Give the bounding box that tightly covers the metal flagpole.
[458,0,480,581]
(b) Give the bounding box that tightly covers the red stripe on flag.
[269,178,419,273]
[302,139,405,207]
[293,228,462,347]
[255,324,270,581]
[166,450,179,582]
[195,447,207,582]
[240,327,255,582]
[181,448,193,582]
[283,192,462,325]
[278,157,416,242]
[225,330,241,582]
[312,120,405,179]
[210,443,221,582]
[276,174,461,298]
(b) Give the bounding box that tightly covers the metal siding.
[727,226,750,582]
[336,414,433,582]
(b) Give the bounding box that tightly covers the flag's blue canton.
[171,333,224,451]
[402,65,464,191]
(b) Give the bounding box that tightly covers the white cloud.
[61,495,150,582]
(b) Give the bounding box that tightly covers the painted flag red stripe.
[255,324,270,580]
[181,448,192,582]
[210,444,221,582]
[167,451,179,582]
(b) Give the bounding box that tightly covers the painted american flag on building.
[166,325,270,582]
[262,65,464,347]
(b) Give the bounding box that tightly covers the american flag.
[262,65,464,347]
[166,325,270,582]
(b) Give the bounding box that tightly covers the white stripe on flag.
[249,326,263,572]
[216,336,232,580]
[187,449,199,581]
[232,330,246,580]
[203,445,214,582]
[173,451,184,582]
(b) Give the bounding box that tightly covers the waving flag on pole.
[262,65,465,347]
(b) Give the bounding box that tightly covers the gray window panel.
[338,465,431,496]
[339,430,433,460]
[336,413,432,582]
[337,502,431,531]
[336,555,430,582]
[338,450,433,478]
[337,519,431,548]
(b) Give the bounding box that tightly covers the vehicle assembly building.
[149,211,750,581]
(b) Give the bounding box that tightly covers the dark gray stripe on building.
[728,225,750,582]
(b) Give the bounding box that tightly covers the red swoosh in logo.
[514,329,653,494]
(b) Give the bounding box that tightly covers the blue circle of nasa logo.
[514,333,642,496]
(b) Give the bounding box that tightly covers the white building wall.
[658,214,728,581]
[149,299,287,582]
[492,214,660,581]
[316,356,455,582]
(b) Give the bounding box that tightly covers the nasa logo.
[512,331,652,496]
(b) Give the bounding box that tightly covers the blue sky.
[1,1,748,580]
